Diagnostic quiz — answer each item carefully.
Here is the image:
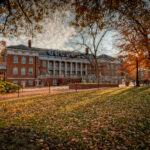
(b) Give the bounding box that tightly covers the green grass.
[0,87,150,149]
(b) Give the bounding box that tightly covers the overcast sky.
[0,11,119,57]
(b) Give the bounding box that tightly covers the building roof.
[7,45,116,60]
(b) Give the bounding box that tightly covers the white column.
[80,62,83,77]
[65,62,67,76]
[85,64,88,75]
[76,62,78,76]
[47,61,49,73]
[59,61,61,76]
[53,61,55,76]
[70,62,72,77]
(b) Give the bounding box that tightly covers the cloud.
[0,11,75,51]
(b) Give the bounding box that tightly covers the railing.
[38,74,83,79]
[61,67,65,70]
[0,62,6,70]
[48,66,53,70]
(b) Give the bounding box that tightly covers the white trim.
[39,56,89,63]
[7,77,36,79]
[7,48,39,56]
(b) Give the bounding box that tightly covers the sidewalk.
[0,86,109,101]
[0,86,72,100]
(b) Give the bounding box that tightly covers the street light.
[135,53,140,87]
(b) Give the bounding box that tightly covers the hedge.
[0,81,20,94]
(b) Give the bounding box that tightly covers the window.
[21,68,26,75]
[111,64,114,69]
[29,57,33,64]
[21,57,26,64]
[28,68,33,75]
[28,80,33,85]
[13,80,18,84]
[115,65,118,70]
[21,80,26,87]
[14,56,18,63]
[55,71,59,75]
[49,70,53,75]
[42,69,46,75]
[13,67,18,75]
[107,64,109,70]
[42,61,46,67]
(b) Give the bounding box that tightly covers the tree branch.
[17,0,32,24]
[1,0,11,33]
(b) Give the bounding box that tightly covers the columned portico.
[76,62,77,75]
[70,62,72,77]
[53,61,55,76]
[65,61,67,76]
[59,61,61,75]
[81,63,83,76]
[85,64,88,75]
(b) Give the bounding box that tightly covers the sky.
[0,11,119,57]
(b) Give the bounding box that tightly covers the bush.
[0,81,20,94]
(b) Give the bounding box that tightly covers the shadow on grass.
[111,87,150,97]
[0,127,87,150]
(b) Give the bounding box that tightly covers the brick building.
[0,41,123,87]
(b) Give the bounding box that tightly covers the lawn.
[0,87,150,149]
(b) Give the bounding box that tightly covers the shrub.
[0,81,20,94]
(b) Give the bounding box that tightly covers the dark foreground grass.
[0,87,150,149]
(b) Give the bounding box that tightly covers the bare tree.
[71,22,110,84]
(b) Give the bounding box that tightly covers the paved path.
[0,86,72,100]
[0,86,101,101]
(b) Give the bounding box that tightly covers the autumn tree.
[114,0,150,60]
[0,0,70,37]
[118,32,150,85]
[71,0,150,58]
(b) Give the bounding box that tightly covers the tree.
[71,0,150,58]
[118,32,150,86]
[0,0,70,37]
[70,21,110,83]
[114,0,150,59]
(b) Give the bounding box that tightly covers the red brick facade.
[0,41,124,87]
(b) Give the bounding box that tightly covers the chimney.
[0,41,6,56]
[28,40,31,48]
[85,48,89,55]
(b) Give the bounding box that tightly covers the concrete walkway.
[0,86,102,101]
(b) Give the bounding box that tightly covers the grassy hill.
[0,87,150,149]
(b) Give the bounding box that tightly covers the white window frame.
[21,68,26,75]
[28,80,33,85]
[21,80,26,88]
[42,61,46,67]
[29,57,33,64]
[28,68,33,75]
[13,67,18,75]
[13,80,18,84]
[14,56,18,63]
[21,57,26,64]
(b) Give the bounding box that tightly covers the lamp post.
[135,53,140,87]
